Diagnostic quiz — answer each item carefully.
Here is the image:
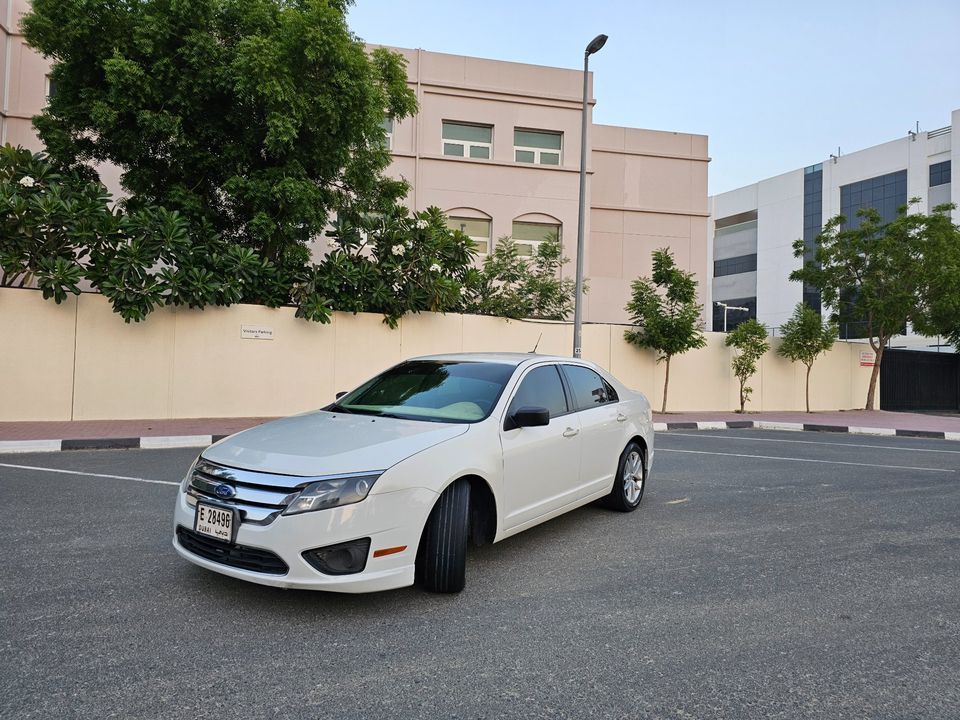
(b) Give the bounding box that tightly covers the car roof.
[410,352,587,367]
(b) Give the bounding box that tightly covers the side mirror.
[507,406,550,430]
[335,391,347,400]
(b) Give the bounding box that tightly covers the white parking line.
[0,462,178,486]
[663,432,960,455]
[657,448,955,473]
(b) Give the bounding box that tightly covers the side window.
[562,365,616,410]
[602,379,619,403]
[507,365,568,420]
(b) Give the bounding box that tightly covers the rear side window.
[507,365,568,419]
[562,365,618,410]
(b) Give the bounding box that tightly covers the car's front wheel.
[416,479,470,593]
[606,441,646,512]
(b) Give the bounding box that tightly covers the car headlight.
[283,473,382,516]
[181,456,200,493]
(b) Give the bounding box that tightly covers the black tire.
[416,479,470,593]
[605,441,646,512]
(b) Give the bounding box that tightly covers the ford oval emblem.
[213,483,237,499]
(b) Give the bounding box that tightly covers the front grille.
[186,459,312,525]
[176,526,289,575]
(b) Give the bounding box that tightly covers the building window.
[380,117,394,150]
[512,221,560,257]
[442,122,492,159]
[446,217,492,254]
[714,253,757,277]
[714,218,757,239]
[840,170,907,228]
[45,75,57,99]
[930,160,951,187]
[514,129,562,165]
[714,210,757,231]
[803,166,823,314]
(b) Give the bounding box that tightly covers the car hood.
[202,410,469,477]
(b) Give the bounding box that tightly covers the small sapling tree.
[624,248,706,413]
[777,302,837,412]
[725,318,770,413]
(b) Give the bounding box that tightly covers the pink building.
[2,3,709,323]
[382,46,709,323]
[1,0,44,149]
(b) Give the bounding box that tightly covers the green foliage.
[624,248,705,412]
[466,232,577,321]
[312,205,475,328]
[725,318,770,413]
[0,146,524,329]
[906,203,960,349]
[0,145,110,294]
[22,0,418,265]
[777,302,837,412]
[777,302,838,367]
[790,200,960,408]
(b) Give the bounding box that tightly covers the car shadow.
[172,501,621,614]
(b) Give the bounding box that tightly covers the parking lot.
[2,429,958,719]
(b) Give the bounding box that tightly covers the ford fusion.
[173,353,654,593]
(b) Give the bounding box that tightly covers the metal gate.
[880,350,959,412]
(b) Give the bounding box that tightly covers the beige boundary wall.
[1,288,875,422]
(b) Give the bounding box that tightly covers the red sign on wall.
[859,350,875,367]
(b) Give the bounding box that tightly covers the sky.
[347,0,960,195]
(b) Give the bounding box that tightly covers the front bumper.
[172,486,437,593]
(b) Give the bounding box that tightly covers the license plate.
[195,502,236,543]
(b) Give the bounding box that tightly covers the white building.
[708,108,958,341]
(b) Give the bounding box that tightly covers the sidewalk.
[0,417,274,452]
[1,409,958,453]
[652,409,960,439]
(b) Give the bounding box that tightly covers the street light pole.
[714,301,749,333]
[572,33,607,358]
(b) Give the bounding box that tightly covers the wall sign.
[241,325,274,341]
[859,350,875,367]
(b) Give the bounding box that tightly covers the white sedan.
[172,353,654,593]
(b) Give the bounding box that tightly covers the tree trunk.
[739,379,746,413]
[865,343,884,410]
[661,355,671,414]
[805,363,812,413]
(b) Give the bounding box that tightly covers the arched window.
[511,213,562,257]
[444,208,492,254]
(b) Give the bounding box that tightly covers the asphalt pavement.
[1,430,958,719]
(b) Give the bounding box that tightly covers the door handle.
[563,427,579,438]
[617,413,628,423]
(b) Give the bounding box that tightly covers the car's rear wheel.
[606,441,646,512]
[416,478,470,593]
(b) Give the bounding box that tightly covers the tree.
[777,302,837,413]
[0,145,108,298]
[308,205,475,328]
[725,319,769,413]
[22,0,417,272]
[624,248,706,413]
[791,200,959,409]
[1,144,476,326]
[909,203,960,350]
[467,232,578,321]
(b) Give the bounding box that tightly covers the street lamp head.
[585,34,608,56]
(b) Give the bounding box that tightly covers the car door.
[500,364,582,531]
[560,364,625,497]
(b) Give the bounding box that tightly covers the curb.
[0,434,229,454]
[653,420,960,442]
[2,423,958,454]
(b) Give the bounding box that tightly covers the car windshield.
[331,360,516,423]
